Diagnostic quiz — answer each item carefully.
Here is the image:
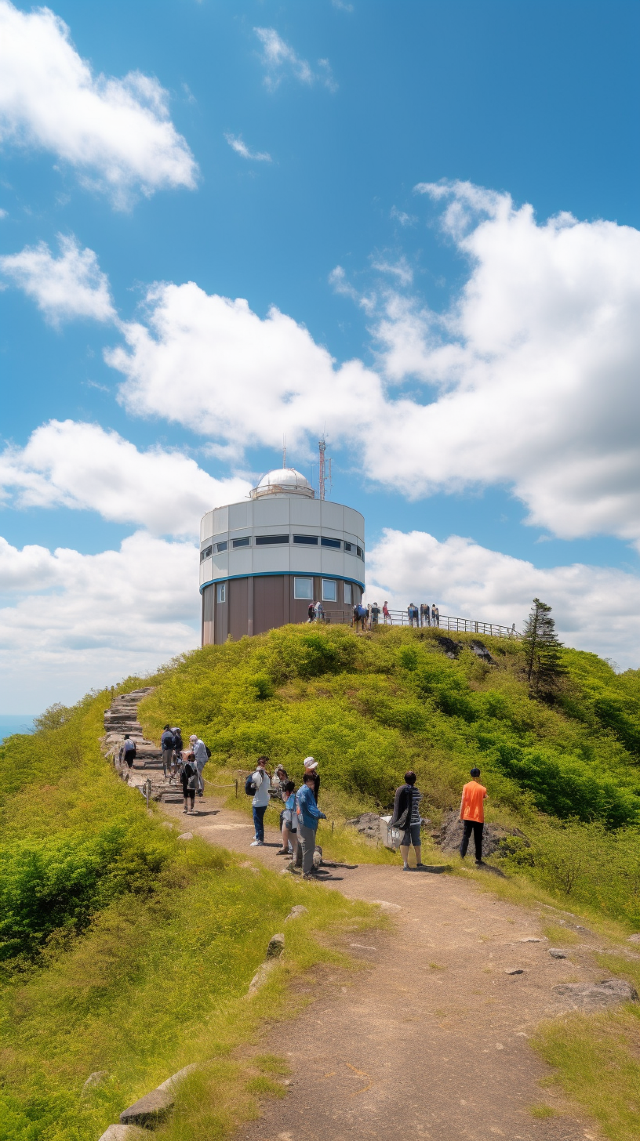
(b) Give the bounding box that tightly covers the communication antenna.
[282,434,287,469]
[318,436,332,500]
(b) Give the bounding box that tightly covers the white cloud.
[224,132,271,162]
[104,182,640,550]
[254,27,337,92]
[0,420,252,536]
[108,284,377,458]
[0,234,115,324]
[390,206,415,227]
[365,528,640,669]
[0,0,197,207]
[0,530,199,709]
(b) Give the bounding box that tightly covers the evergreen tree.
[522,598,566,697]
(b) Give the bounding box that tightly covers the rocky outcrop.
[552,978,638,1008]
[119,1087,174,1128]
[247,933,285,995]
[98,1126,145,1141]
[436,810,529,859]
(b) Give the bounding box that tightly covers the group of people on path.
[390,766,488,868]
[160,724,210,814]
[407,603,439,627]
[307,601,325,623]
[246,756,325,880]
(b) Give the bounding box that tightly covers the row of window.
[201,535,364,562]
[214,578,356,604]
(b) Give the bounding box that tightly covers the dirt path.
[161,793,602,1141]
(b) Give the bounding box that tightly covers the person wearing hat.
[303,757,320,803]
[160,725,175,780]
[190,733,208,799]
[295,772,326,878]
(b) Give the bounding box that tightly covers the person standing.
[295,773,326,879]
[370,602,380,627]
[161,725,175,779]
[420,603,430,627]
[434,605,440,627]
[119,734,136,769]
[278,780,299,858]
[459,767,488,866]
[303,757,320,803]
[190,734,208,798]
[314,600,325,623]
[308,602,315,623]
[391,771,426,870]
[250,757,271,847]
[181,751,198,814]
[383,601,391,625]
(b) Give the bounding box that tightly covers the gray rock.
[285,905,308,921]
[247,960,276,994]
[518,937,543,943]
[549,948,569,959]
[344,812,381,839]
[628,933,640,944]
[266,933,285,959]
[505,968,525,975]
[553,979,639,1008]
[98,1126,145,1141]
[81,1069,108,1095]
[157,1063,199,1092]
[469,640,495,663]
[436,810,529,859]
[119,1087,174,1127]
[177,832,193,841]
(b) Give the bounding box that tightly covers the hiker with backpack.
[161,725,175,779]
[391,770,427,871]
[181,750,198,814]
[247,756,271,847]
[190,734,210,798]
[119,734,136,769]
[170,727,183,781]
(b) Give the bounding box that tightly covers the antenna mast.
[282,434,287,469]
[318,437,331,501]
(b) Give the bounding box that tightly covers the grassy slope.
[0,687,377,1141]
[2,624,640,1140]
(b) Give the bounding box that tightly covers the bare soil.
[161,794,604,1141]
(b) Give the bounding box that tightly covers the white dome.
[251,467,315,499]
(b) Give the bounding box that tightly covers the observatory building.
[199,467,365,645]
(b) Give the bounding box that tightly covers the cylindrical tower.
[199,468,365,645]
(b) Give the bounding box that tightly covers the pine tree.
[522,598,566,697]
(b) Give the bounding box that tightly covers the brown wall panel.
[214,585,229,644]
[202,584,214,645]
[229,577,249,641]
[254,575,286,635]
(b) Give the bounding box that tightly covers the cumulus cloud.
[254,27,337,92]
[365,528,640,669]
[108,285,377,458]
[224,132,271,162]
[0,0,197,207]
[0,420,252,536]
[0,530,199,709]
[0,234,115,324]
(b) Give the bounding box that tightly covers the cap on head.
[304,756,318,770]
[124,734,130,738]
[470,767,481,778]
[164,724,170,730]
[189,734,197,742]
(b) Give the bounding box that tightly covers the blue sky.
[1,0,639,710]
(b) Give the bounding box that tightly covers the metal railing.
[383,610,519,638]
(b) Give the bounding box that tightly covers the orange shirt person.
[459,767,488,866]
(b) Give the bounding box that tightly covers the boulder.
[553,979,638,1009]
[344,812,382,839]
[119,1087,174,1127]
[266,933,285,959]
[436,810,529,859]
[469,639,495,663]
[285,905,308,921]
[157,1063,199,1092]
[628,933,640,944]
[549,948,568,959]
[177,832,193,841]
[436,636,462,658]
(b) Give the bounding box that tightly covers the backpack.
[245,773,256,796]
[205,744,211,759]
[172,729,183,750]
[123,739,136,755]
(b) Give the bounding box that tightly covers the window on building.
[344,542,353,552]
[232,536,251,548]
[216,582,226,603]
[200,545,213,562]
[216,541,228,552]
[344,582,352,605]
[255,534,290,545]
[321,536,341,549]
[356,546,363,558]
[293,534,318,544]
[322,579,337,602]
[293,577,314,599]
